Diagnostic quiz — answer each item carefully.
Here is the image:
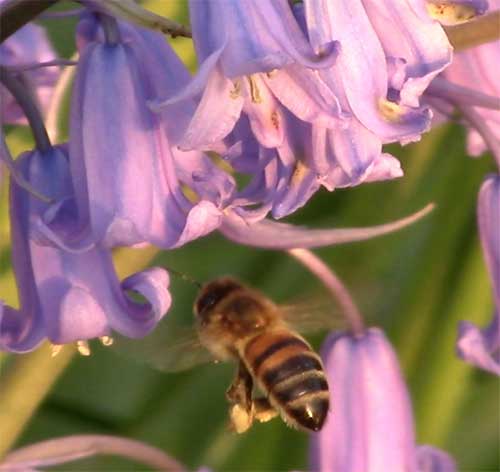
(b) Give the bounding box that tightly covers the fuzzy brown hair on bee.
[193,277,330,433]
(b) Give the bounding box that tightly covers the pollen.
[379,99,405,123]
[291,161,308,183]
[230,80,241,99]
[50,344,64,358]
[271,111,280,130]
[247,76,262,104]
[77,340,91,356]
[99,336,114,346]
[426,2,476,24]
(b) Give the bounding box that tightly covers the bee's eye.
[196,293,218,315]
[195,279,242,316]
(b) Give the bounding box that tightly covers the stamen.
[230,80,241,99]
[426,2,478,25]
[99,336,114,347]
[76,340,91,356]
[270,111,280,131]
[266,69,278,79]
[291,161,308,183]
[378,99,405,123]
[247,76,262,104]
[50,344,64,358]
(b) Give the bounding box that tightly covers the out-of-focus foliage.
[0,1,497,471]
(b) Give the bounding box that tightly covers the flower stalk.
[445,11,500,50]
[0,66,51,152]
[288,248,365,336]
[0,0,58,43]
[0,342,76,459]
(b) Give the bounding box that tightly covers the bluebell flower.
[303,0,452,139]
[310,328,456,472]
[223,112,403,219]
[156,0,450,221]
[456,175,500,375]
[0,145,171,353]
[0,17,59,125]
[151,0,342,152]
[69,14,234,248]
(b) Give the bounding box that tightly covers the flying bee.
[194,277,330,433]
[116,276,339,433]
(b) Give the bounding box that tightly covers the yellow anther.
[378,99,405,123]
[426,2,477,25]
[230,80,242,99]
[291,161,308,183]
[247,75,262,104]
[99,336,114,347]
[76,340,91,356]
[50,344,64,358]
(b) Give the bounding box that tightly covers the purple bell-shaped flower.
[69,14,234,248]
[0,145,171,352]
[311,328,456,471]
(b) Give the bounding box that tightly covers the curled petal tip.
[220,203,435,249]
[456,314,500,376]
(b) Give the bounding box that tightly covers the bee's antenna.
[166,266,202,289]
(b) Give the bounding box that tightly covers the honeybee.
[194,277,330,433]
[117,276,337,433]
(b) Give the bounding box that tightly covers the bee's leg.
[253,397,279,424]
[226,362,255,434]
[226,361,253,409]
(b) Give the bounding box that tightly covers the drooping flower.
[456,175,500,375]
[155,0,447,221]
[69,13,234,248]
[223,109,404,220]
[303,0,452,139]
[151,0,342,153]
[0,17,59,125]
[0,145,171,353]
[311,328,456,472]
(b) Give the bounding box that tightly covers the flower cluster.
[0,0,457,351]
[0,0,499,470]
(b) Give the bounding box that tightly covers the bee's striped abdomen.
[244,331,330,432]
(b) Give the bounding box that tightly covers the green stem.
[415,242,493,446]
[0,343,76,458]
[0,0,58,43]
[0,67,51,153]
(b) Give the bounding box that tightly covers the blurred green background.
[0,1,498,471]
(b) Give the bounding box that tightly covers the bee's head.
[194,277,243,321]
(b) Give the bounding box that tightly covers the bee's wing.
[280,299,344,335]
[112,322,214,373]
